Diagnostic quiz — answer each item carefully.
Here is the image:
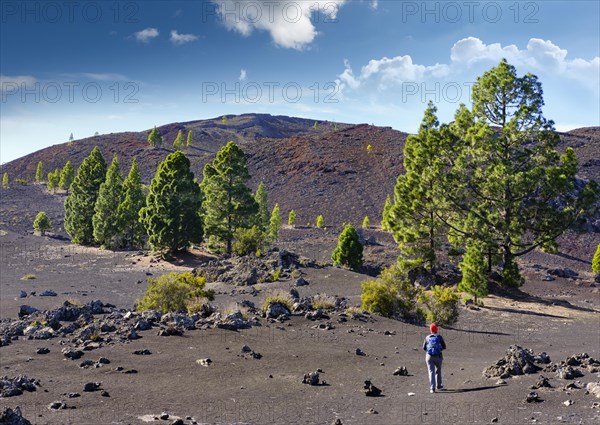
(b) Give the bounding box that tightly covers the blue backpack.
[427,334,442,355]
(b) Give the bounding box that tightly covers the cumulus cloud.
[170,30,199,45]
[338,37,599,92]
[239,69,247,81]
[133,28,159,43]
[370,0,378,10]
[211,0,347,49]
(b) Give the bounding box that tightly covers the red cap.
[430,323,438,334]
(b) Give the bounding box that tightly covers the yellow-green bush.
[418,285,459,325]
[136,272,214,314]
[232,226,267,256]
[360,265,420,318]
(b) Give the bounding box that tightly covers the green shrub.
[232,226,267,256]
[136,272,214,314]
[316,215,324,228]
[21,274,36,280]
[418,285,459,325]
[261,290,294,312]
[33,211,52,236]
[360,265,420,318]
[592,243,600,273]
[271,268,281,281]
[207,235,224,254]
[311,294,336,310]
[331,224,363,271]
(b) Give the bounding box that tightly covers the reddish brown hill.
[0,115,597,232]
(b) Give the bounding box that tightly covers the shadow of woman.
[437,384,505,393]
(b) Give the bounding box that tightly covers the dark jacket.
[423,333,446,356]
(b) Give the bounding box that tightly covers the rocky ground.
[1,214,599,424]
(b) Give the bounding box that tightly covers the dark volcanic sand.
[1,186,599,424]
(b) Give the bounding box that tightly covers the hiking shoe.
[438,385,444,390]
[430,388,435,393]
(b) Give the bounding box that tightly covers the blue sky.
[1,0,599,163]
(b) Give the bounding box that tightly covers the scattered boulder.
[393,366,409,376]
[39,290,57,297]
[36,347,49,355]
[48,401,68,410]
[356,348,366,356]
[483,346,545,378]
[18,291,27,298]
[0,407,32,425]
[83,382,101,392]
[265,303,290,319]
[530,375,553,389]
[586,382,600,399]
[133,349,152,356]
[557,366,584,380]
[196,358,212,367]
[0,375,39,397]
[526,391,543,403]
[18,305,39,318]
[216,311,250,330]
[294,277,309,287]
[363,380,382,397]
[547,268,578,278]
[302,372,320,386]
[62,348,84,360]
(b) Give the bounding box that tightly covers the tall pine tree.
[173,130,185,150]
[93,155,124,248]
[458,242,488,304]
[268,203,282,242]
[148,126,163,147]
[201,141,258,254]
[117,159,145,249]
[47,169,60,193]
[331,224,363,271]
[385,102,454,273]
[35,161,44,184]
[447,59,598,286]
[381,195,392,231]
[64,146,107,244]
[186,130,193,147]
[140,151,203,254]
[59,161,75,194]
[254,182,269,230]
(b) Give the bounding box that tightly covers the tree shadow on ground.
[488,283,599,315]
[554,251,592,265]
[443,326,512,337]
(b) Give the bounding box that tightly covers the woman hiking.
[423,323,446,393]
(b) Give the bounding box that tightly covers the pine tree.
[254,182,269,230]
[68,133,74,142]
[2,172,8,189]
[140,151,203,254]
[117,159,145,249]
[331,224,363,271]
[288,209,296,226]
[47,169,60,193]
[35,161,44,184]
[33,211,52,236]
[458,242,488,304]
[92,155,124,248]
[147,126,163,148]
[173,130,185,150]
[316,215,324,228]
[593,244,600,274]
[64,146,107,244]
[363,215,370,228]
[59,161,75,194]
[385,102,453,274]
[447,59,599,287]
[201,141,258,254]
[268,203,282,242]
[381,195,392,231]
[186,130,193,147]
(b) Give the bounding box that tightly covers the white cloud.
[239,69,247,81]
[133,28,159,43]
[450,37,599,85]
[0,75,37,92]
[80,73,128,81]
[338,37,599,92]
[370,0,378,9]
[170,30,198,45]
[212,0,347,50]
